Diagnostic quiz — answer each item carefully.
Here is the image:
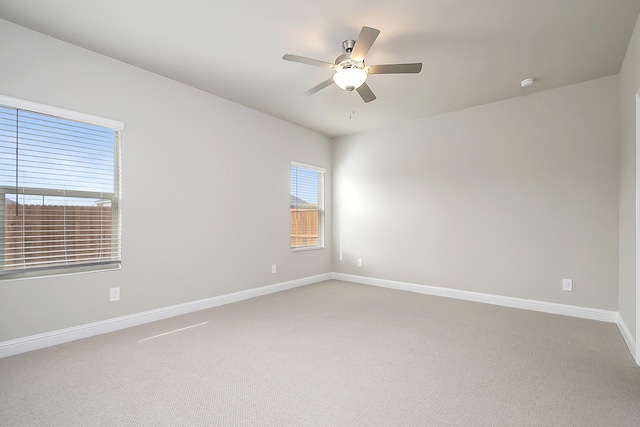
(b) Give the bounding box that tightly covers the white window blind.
[290,162,325,250]
[0,98,122,278]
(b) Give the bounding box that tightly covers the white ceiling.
[1,0,639,137]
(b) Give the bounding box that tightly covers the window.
[0,95,123,278]
[290,161,325,250]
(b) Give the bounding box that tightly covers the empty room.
[1,1,640,425]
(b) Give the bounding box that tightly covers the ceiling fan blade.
[356,82,376,103]
[305,77,335,96]
[282,54,335,69]
[350,26,380,61]
[368,63,423,74]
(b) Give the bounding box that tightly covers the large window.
[290,162,325,250]
[0,95,123,278]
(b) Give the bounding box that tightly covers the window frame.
[289,161,325,252]
[0,95,123,280]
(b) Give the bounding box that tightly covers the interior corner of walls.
[616,313,637,363]
[637,91,640,367]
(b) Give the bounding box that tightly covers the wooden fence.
[290,208,320,248]
[4,203,113,270]
[4,203,314,269]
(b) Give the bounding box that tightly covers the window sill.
[290,246,325,252]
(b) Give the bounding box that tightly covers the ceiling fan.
[283,26,422,103]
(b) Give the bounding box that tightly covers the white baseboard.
[332,273,619,323]
[616,314,637,364]
[0,273,331,359]
[1,272,630,361]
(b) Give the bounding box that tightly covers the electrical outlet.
[109,287,120,302]
[562,279,572,291]
[271,264,277,274]
[357,259,363,268]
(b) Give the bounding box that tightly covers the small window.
[290,162,325,250]
[0,96,123,278]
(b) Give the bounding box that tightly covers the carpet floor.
[1,280,639,426]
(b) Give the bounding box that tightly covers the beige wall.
[332,76,620,310]
[0,19,332,341]
[618,13,640,345]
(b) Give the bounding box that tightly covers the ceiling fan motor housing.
[336,39,366,71]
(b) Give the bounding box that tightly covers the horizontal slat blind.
[0,103,121,276]
[290,163,324,249]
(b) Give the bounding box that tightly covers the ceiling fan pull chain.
[349,96,356,120]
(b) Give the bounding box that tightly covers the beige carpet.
[0,280,639,426]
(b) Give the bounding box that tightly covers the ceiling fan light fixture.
[333,67,367,91]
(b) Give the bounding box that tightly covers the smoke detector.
[520,77,535,88]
